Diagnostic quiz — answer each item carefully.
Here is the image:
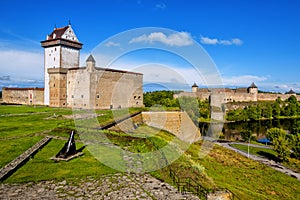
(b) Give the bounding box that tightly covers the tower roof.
[41,24,83,49]
[286,89,296,94]
[86,54,95,63]
[248,82,257,88]
[192,83,198,87]
[47,26,69,40]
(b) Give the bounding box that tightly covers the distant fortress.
[175,82,300,102]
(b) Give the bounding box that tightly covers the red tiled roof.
[3,87,44,91]
[47,26,69,40]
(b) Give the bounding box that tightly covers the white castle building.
[3,25,144,109]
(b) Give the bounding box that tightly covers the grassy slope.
[231,143,300,173]
[1,105,299,199]
[6,139,117,183]
[185,142,300,200]
[0,136,43,168]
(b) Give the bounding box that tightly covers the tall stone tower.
[248,82,258,101]
[191,83,198,93]
[41,25,83,105]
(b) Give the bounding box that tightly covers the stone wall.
[48,68,68,107]
[257,93,300,101]
[2,88,44,105]
[176,90,300,103]
[66,61,143,109]
[142,111,201,143]
[107,112,143,132]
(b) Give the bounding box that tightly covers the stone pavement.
[0,173,200,200]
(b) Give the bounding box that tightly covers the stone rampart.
[107,112,143,132]
[142,111,201,143]
[2,88,44,105]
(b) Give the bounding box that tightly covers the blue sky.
[0,0,300,92]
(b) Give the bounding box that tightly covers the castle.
[2,25,143,109]
[175,82,300,103]
[2,25,299,108]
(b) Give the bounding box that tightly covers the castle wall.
[67,68,91,108]
[2,88,44,105]
[44,46,61,105]
[142,111,201,143]
[66,66,143,109]
[61,46,80,69]
[48,68,67,107]
[257,93,300,101]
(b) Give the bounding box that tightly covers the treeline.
[226,96,300,121]
[267,126,300,161]
[143,91,210,122]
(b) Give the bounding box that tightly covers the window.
[72,95,74,98]
[55,48,56,51]
[81,95,84,98]
[53,84,55,87]
[97,94,100,98]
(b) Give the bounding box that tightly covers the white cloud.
[200,36,218,45]
[0,50,44,88]
[200,36,243,46]
[129,32,193,46]
[105,41,120,47]
[0,50,43,79]
[231,38,243,45]
[155,2,166,10]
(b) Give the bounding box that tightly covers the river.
[199,118,300,141]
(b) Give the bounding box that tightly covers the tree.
[178,96,199,125]
[262,103,273,118]
[287,95,297,104]
[273,134,291,161]
[246,105,260,121]
[267,128,291,161]
[272,102,281,119]
[266,128,286,142]
[198,99,210,120]
[291,133,300,159]
[241,130,252,142]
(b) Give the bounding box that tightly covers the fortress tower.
[41,25,83,105]
[248,82,258,101]
[191,83,198,93]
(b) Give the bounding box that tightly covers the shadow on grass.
[257,151,280,162]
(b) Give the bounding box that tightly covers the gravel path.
[0,173,200,200]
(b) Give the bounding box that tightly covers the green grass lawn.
[0,136,43,168]
[6,139,117,183]
[231,143,278,158]
[187,142,300,200]
[231,143,300,173]
[1,105,300,199]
